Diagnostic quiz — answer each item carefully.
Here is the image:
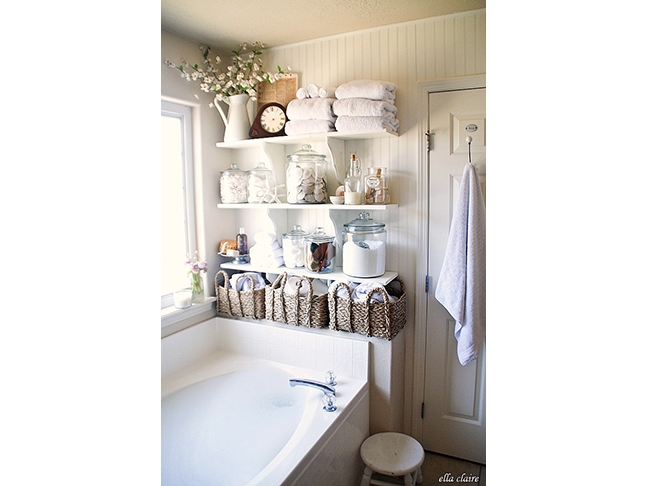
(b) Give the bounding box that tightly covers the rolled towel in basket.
[230,272,266,291]
[352,282,397,303]
[307,83,321,98]
[328,280,359,298]
[285,119,335,136]
[333,98,397,117]
[318,86,337,99]
[296,87,309,99]
[335,80,396,101]
[335,114,399,132]
[286,98,336,122]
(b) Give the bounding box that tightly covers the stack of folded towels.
[285,83,338,136]
[333,80,399,133]
[249,232,284,268]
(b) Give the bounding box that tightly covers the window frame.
[161,100,197,308]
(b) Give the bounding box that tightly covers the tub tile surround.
[163,316,370,381]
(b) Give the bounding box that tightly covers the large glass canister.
[247,161,277,203]
[304,226,336,273]
[282,224,307,268]
[364,167,390,204]
[286,144,328,204]
[220,162,249,203]
[342,212,386,278]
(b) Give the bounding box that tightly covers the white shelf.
[215,128,398,149]
[217,203,397,211]
[219,262,398,286]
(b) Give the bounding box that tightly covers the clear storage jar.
[304,226,336,273]
[220,163,249,203]
[286,144,328,204]
[247,161,277,203]
[282,224,307,268]
[342,212,386,278]
[364,167,390,204]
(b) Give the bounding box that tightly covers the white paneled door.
[422,87,486,464]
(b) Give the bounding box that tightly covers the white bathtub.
[161,349,369,485]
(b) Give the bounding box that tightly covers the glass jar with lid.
[342,212,387,278]
[304,226,336,273]
[282,224,307,268]
[220,162,249,203]
[364,167,390,204]
[286,144,328,204]
[247,161,277,203]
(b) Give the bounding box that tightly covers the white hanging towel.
[435,163,486,366]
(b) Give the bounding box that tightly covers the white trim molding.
[411,74,486,441]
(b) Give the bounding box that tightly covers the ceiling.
[161,0,486,51]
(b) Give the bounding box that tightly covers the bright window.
[161,101,196,307]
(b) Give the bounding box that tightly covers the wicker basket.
[265,273,329,329]
[215,270,266,319]
[328,277,406,340]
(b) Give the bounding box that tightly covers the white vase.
[214,94,251,143]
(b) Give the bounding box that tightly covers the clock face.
[260,105,286,133]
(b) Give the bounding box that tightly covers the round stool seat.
[360,432,425,477]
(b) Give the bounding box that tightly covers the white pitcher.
[214,93,251,143]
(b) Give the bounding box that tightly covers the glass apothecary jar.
[342,212,386,278]
[286,144,328,204]
[247,161,276,203]
[282,224,307,269]
[364,167,390,204]
[220,163,249,203]
[304,226,336,273]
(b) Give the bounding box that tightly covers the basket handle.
[235,273,256,316]
[215,270,233,315]
[329,281,352,331]
[364,286,391,336]
[294,276,313,325]
[269,273,288,321]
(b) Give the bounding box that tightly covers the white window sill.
[161,297,217,337]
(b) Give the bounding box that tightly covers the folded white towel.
[307,83,320,98]
[296,87,308,99]
[250,244,283,260]
[318,86,337,99]
[230,272,266,291]
[285,119,335,136]
[335,80,396,101]
[286,98,336,122]
[435,163,486,366]
[253,232,278,245]
[333,98,397,117]
[335,115,399,132]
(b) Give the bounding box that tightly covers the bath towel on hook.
[435,162,486,366]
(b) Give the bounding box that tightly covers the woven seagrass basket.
[328,277,406,340]
[215,270,266,319]
[265,273,329,328]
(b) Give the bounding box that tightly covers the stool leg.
[404,472,413,485]
[416,467,423,484]
[360,466,373,486]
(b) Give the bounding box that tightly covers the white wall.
[263,9,486,432]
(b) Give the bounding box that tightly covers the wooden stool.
[360,432,424,486]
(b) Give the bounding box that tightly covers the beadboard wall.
[263,9,486,431]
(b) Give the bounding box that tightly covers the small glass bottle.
[344,153,363,205]
[236,227,248,255]
[364,167,390,204]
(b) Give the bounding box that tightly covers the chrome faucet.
[289,378,337,412]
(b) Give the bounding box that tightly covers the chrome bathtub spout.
[289,378,337,412]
